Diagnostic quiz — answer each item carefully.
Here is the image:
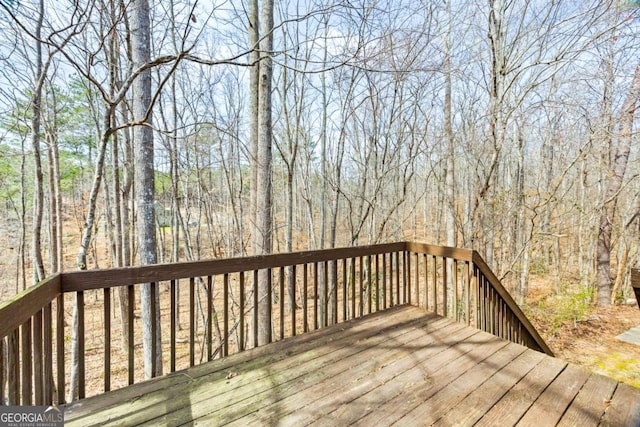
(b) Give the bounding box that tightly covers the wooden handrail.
[471,251,553,355]
[61,242,407,292]
[0,275,61,339]
[0,241,552,406]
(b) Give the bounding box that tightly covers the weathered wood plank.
[127,311,443,426]
[62,305,640,427]
[600,382,640,427]
[63,305,416,422]
[516,364,591,426]
[474,350,567,426]
[557,373,617,427]
[432,347,546,426]
[217,319,467,426]
[392,341,527,426]
[276,325,482,427]
[351,333,511,426]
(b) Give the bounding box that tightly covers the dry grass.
[525,276,640,388]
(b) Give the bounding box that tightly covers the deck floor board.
[64,305,640,427]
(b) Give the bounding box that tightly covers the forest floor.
[525,277,640,388]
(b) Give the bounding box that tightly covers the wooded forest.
[1,0,639,313]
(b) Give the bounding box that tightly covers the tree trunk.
[255,0,274,346]
[132,0,162,377]
[596,63,640,306]
[31,0,46,283]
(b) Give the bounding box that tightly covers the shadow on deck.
[64,305,640,426]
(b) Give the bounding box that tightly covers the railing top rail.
[0,274,61,339]
[405,241,473,261]
[61,242,407,292]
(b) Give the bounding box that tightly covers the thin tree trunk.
[596,63,640,306]
[31,0,46,283]
[131,0,162,377]
[256,0,275,346]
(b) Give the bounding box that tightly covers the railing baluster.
[323,261,329,327]
[375,254,381,312]
[382,254,388,310]
[423,254,428,311]
[33,311,43,405]
[331,261,338,324]
[395,252,401,305]
[414,253,419,308]
[253,270,258,348]
[405,251,410,305]
[224,273,229,356]
[291,266,297,336]
[206,276,212,360]
[103,287,111,391]
[313,263,319,330]
[21,319,32,405]
[359,256,364,316]
[465,262,471,326]
[127,285,134,386]
[303,264,309,333]
[56,294,64,404]
[453,260,459,321]
[389,254,394,307]
[189,277,195,367]
[443,257,448,318]
[278,268,284,340]
[9,330,19,405]
[367,255,372,314]
[240,271,246,348]
[342,259,347,322]
[150,283,158,377]
[170,279,177,372]
[77,291,85,400]
[432,256,437,315]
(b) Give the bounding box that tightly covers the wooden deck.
[63,305,640,426]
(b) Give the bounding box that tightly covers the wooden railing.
[632,268,640,309]
[0,241,551,406]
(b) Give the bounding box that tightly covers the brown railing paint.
[0,241,552,406]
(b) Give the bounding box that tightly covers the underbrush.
[523,276,640,389]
